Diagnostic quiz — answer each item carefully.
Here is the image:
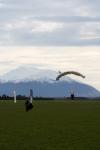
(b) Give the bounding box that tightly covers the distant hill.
[0,66,100,98]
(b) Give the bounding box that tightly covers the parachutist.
[25,100,33,112]
[71,93,75,100]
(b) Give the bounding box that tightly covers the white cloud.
[31,21,63,33]
[4,19,63,33]
[80,22,100,40]
[0,2,5,8]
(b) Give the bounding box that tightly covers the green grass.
[0,100,100,150]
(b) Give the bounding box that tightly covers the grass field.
[0,100,100,150]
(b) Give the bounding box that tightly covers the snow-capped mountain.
[0,66,100,98]
[0,66,58,82]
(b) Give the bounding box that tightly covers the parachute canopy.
[56,71,85,81]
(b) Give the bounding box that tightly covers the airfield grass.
[0,100,100,150]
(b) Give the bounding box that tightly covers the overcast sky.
[0,0,100,90]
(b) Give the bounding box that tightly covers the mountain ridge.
[0,66,100,98]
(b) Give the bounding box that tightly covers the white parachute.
[56,71,85,80]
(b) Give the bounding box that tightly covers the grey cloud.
[2,22,99,46]
[0,0,100,46]
[0,20,100,46]
[29,16,100,23]
[0,0,100,16]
